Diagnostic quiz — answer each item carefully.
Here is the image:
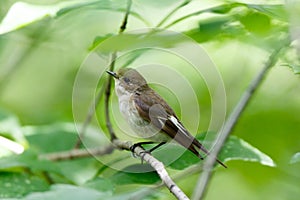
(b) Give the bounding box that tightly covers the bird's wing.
[133,89,207,155]
[133,88,227,168]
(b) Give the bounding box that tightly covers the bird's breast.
[115,83,169,141]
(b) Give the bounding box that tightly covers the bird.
[107,68,226,168]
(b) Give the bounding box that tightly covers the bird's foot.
[130,141,166,164]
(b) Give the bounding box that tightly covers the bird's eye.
[123,77,130,83]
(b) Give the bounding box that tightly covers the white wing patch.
[168,115,190,138]
[157,116,167,126]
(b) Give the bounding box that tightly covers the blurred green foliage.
[0,0,300,199]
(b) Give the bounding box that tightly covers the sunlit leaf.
[153,135,276,170]
[290,152,300,164]
[0,1,73,34]
[0,109,27,156]
[218,136,276,167]
[0,0,146,35]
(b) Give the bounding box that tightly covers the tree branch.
[129,164,204,199]
[105,0,132,141]
[74,0,132,147]
[105,52,118,141]
[73,86,106,148]
[112,139,190,200]
[40,145,115,161]
[192,41,291,200]
[41,138,189,200]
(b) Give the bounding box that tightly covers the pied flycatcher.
[107,68,226,168]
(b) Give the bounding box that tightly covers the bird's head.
[107,68,148,92]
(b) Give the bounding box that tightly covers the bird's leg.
[130,141,166,163]
[130,141,155,153]
[148,141,166,152]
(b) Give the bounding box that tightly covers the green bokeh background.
[0,0,300,199]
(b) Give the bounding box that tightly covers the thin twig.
[40,145,114,161]
[74,0,132,146]
[156,0,192,28]
[192,41,290,200]
[119,0,132,34]
[74,86,106,148]
[105,0,132,141]
[105,52,118,141]
[163,4,227,29]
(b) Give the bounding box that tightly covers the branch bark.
[40,145,114,161]
[192,41,290,200]
[41,139,190,200]
[112,139,190,200]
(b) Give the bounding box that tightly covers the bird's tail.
[192,139,227,168]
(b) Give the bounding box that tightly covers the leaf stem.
[156,0,192,28]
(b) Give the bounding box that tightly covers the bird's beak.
[106,71,119,79]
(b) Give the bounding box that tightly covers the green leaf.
[185,3,288,48]
[20,124,105,184]
[89,34,114,51]
[185,16,239,43]
[23,124,78,153]
[0,172,49,198]
[218,136,276,166]
[21,184,110,200]
[56,0,108,17]
[290,152,300,164]
[0,149,102,185]
[247,4,288,22]
[91,31,187,53]
[83,177,114,193]
[23,123,108,153]
[210,3,243,14]
[0,150,60,174]
[292,65,300,74]
[106,188,161,200]
[239,11,271,35]
[55,158,100,185]
[153,135,276,170]
[110,164,160,185]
